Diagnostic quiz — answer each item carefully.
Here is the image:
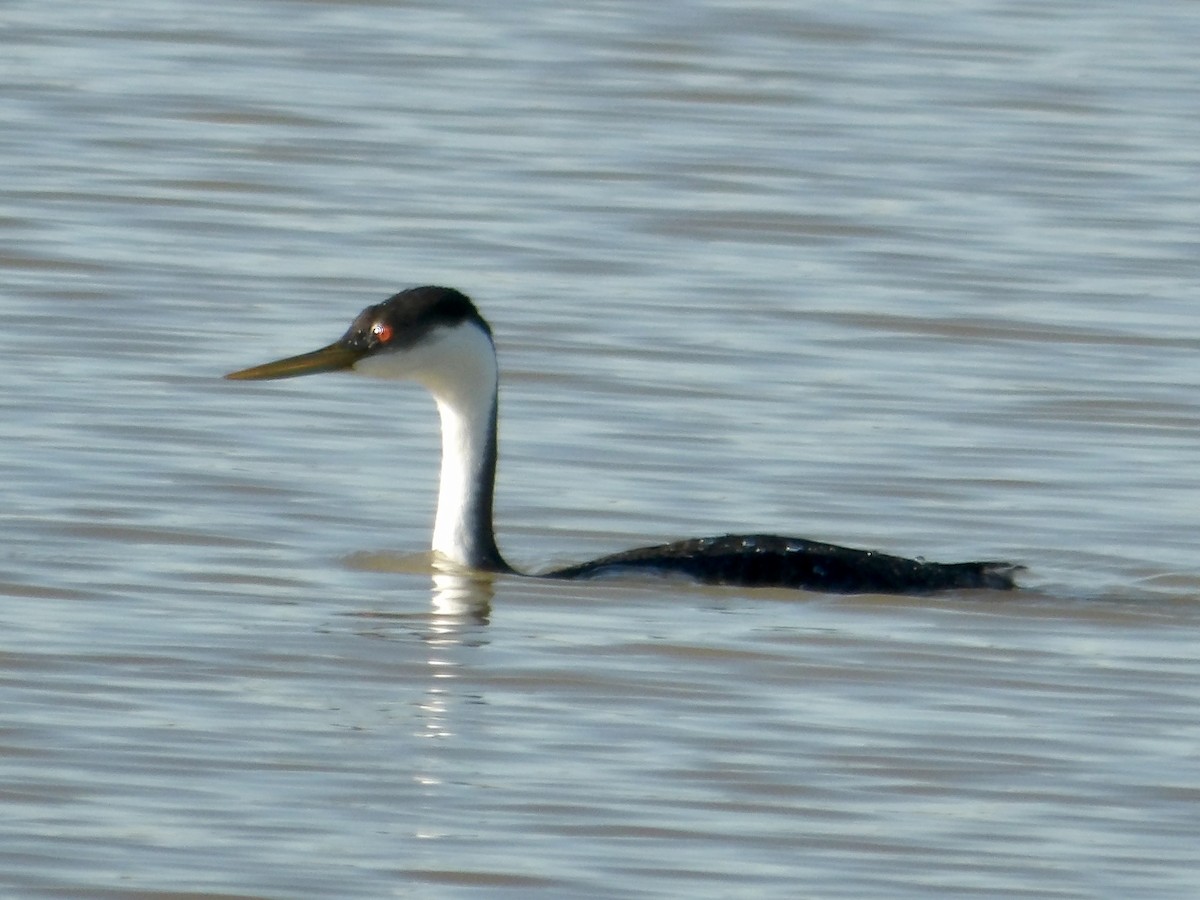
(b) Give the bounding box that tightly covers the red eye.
[371,322,393,343]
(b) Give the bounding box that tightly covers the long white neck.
[357,321,509,572]
[430,371,505,571]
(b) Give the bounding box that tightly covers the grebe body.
[227,286,1018,594]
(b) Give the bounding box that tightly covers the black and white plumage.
[227,286,1019,594]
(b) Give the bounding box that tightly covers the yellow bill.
[225,342,362,381]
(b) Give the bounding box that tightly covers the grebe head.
[226,285,508,571]
[225,285,494,389]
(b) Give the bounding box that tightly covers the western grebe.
[226,286,1019,594]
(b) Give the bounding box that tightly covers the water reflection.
[415,571,492,769]
[342,560,494,743]
[429,567,493,625]
[343,550,493,626]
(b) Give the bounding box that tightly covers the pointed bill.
[225,342,362,381]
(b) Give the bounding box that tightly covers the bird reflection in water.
[414,568,492,744]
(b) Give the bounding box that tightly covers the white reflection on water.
[419,570,493,742]
[430,568,495,625]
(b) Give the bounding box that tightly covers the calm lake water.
[3,0,1199,897]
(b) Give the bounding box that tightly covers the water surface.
[2,0,1199,897]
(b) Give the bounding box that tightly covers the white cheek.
[351,324,497,407]
[351,320,501,568]
[353,344,427,380]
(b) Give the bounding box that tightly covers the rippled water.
[3,0,1199,897]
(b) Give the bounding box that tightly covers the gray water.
[3,1,1199,897]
